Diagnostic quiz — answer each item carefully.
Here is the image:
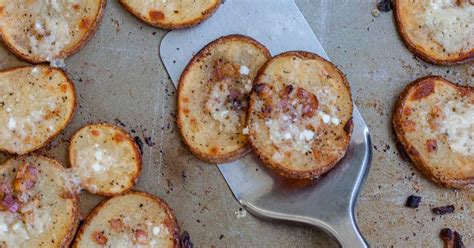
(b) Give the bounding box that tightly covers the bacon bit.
[209,147,218,154]
[276,98,289,110]
[109,219,124,231]
[411,80,435,101]
[13,164,38,194]
[79,18,91,30]
[429,106,443,130]
[183,108,190,114]
[1,194,19,213]
[72,3,80,10]
[403,107,412,116]
[403,120,417,132]
[0,6,4,15]
[261,105,273,118]
[297,88,318,118]
[133,229,149,245]
[149,10,165,21]
[440,228,465,248]
[60,84,68,93]
[91,129,100,136]
[183,97,190,103]
[114,133,125,143]
[426,139,438,152]
[92,231,108,246]
[280,85,294,97]
[344,118,353,135]
[214,60,239,81]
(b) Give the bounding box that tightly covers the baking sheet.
[0,0,472,247]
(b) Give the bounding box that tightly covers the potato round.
[119,0,221,29]
[0,0,106,63]
[393,76,473,189]
[73,191,179,248]
[0,66,76,155]
[394,0,474,65]
[177,35,271,163]
[69,123,142,196]
[248,51,353,179]
[0,156,80,248]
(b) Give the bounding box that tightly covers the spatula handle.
[308,213,368,248]
[330,218,367,248]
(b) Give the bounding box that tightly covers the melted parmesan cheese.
[205,66,253,133]
[424,0,474,53]
[265,117,315,153]
[442,100,474,155]
[0,206,51,247]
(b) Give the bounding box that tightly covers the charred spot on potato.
[80,18,91,30]
[149,10,165,21]
[343,118,353,135]
[183,108,190,114]
[0,6,4,15]
[411,80,435,100]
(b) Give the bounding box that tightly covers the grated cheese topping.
[442,99,474,155]
[423,0,474,53]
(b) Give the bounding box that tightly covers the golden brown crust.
[248,51,353,179]
[69,123,142,196]
[0,66,76,155]
[393,76,474,189]
[177,34,271,163]
[0,155,80,247]
[393,0,474,65]
[72,191,180,248]
[118,0,221,30]
[0,0,106,63]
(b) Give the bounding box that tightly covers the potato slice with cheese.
[394,0,474,64]
[248,51,353,179]
[0,0,106,63]
[393,76,474,189]
[73,191,179,248]
[119,0,221,29]
[0,66,76,155]
[0,156,80,248]
[69,123,142,196]
[177,35,271,163]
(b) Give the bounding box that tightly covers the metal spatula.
[161,0,371,247]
